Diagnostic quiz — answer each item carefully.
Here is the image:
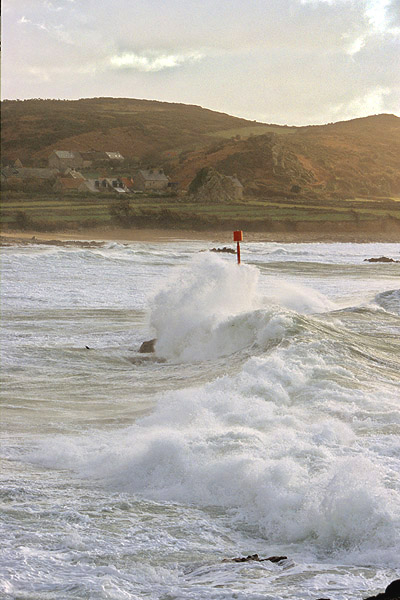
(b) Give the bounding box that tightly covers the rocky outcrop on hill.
[188,167,243,203]
[215,134,316,195]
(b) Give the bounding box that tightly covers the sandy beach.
[1,226,400,245]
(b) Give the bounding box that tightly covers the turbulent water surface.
[1,240,400,600]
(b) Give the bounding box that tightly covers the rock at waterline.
[364,256,400,263]
[364,579,400,600]
[139,339,156,353]
[210,247,236,254]
[222,554,287,563]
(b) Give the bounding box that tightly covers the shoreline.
[1,227,400,245]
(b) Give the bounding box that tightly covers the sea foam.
[28,255,400,564]
[30,340,400,564]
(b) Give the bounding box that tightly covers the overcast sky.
[2,0,399,125]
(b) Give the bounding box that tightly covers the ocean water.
[1,240,399,600]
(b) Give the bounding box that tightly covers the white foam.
[261,280,335,314]
[150,254,261,361]
[30,338,400,564]
[20,250,400,566]
[149,254,334,361]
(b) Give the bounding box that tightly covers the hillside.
[1,97,278,165]
[1,98,400,199]
[169,114,400,198]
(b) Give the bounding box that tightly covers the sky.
[2,0,400,125]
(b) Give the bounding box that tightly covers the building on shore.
[133,168,169,192]
[48,151,83,170]
[80,151,125,168]
[2,166,59,180]
[53,178,87,193]
[48,150,125,170]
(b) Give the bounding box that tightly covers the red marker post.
[233,230,243,264]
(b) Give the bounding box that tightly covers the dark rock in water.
[364,256,400,263]
[210,247,236,254]
[386,581,400,598]
[139,339,156,353]
[364,579,400,600]
[223,554,287,563]
[231,554,260,563]
[265,555,288,563]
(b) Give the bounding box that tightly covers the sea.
[1,239,399,600]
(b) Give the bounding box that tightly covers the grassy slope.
[1,98,268,164]
[2,193,400,236]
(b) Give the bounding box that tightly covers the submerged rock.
[364,579,400,600]
[139,339,156,353]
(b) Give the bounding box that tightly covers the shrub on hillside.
[109,198,135,226]
[14,210,31,230]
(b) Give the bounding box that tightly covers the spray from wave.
[149,254,333,362]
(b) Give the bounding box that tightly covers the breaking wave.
[30,335,400,564]
[374,289,400,315]
[149,254,333,362]
[27,255,400,565]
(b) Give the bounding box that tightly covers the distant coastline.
[1,227,400,245]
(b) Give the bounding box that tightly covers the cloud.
[109,52,203,72]
[365,0,391,30]
[329,86,393,120]
[345,35,367,55]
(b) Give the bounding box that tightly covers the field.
[2,193,400,235]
